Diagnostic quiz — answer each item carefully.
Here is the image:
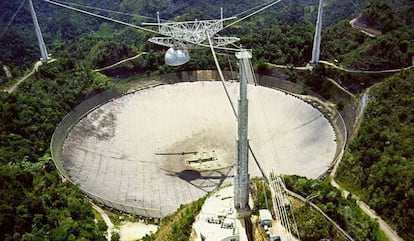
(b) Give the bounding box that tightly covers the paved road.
[330,178,404,241]
[330,111,404,241]
[266,62,356,99]
[328,88,404,241]
[91,202,114,241]
[6,61,42,93]
[266,62,311,71]
[357,200,404,241]
[320,60,413,74]
[265,63,404,240]
[349,17,381,38]
[274,59,405,240]
[94,52,146,72]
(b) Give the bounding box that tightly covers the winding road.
[330,178,404,241]
[320,60,413,74]
[329,93,404,241]
[91,202,114,241]
[267,61,406,240]
[5,61,42,94]
[94,52,146,72]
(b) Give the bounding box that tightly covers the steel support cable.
[290,204,301,240]
[233,0,275,18]
[272,174,294,241]
[277,180,294,241]
[211,29,298,240]
[265,130,290,236]
[279,174,301,239]
[45,0,242,53]
[275,166,300,240]
[272,175,291,241]
[207,32,270,186]
[252,64,287,189]
[248,59,258,85]
[286,187,354,241]
[258,85,303,220]
[262,179,270,210]
[52,0,159,20]
[206,31,237,118]
[270,175,288,238]
[0,0,27,39]
[272,176,289,238]
[224,0,284,30]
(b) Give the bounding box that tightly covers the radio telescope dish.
[165,48,190,66]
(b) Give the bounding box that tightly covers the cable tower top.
[142,11,239,66]
[142,12,239,50]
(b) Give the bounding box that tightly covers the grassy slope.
[139,195,206,241]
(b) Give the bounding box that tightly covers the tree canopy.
[337,69,414,241]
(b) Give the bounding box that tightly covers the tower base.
[236,207,252,219]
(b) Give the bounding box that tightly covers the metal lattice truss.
[143,17,239,49]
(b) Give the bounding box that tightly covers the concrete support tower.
[28,0,50,63]
[234,50,252,216]
[311,0,323,64]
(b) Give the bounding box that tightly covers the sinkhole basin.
[60,81,337,217]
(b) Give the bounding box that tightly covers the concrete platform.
[61,81,336,216]
[192,186,247,241]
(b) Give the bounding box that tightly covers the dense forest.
[0,0,414,240]
[336,69,414,241]
[0,61,111,239]
[321,1,414,70]
[284,176,383,241]
[1,0,413,76]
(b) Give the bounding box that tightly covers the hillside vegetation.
[321,0,414,70]
[140,196,206,241]
[336,69,414,241]
[284,176,382,241]
[0,0,375,76]
[0,61,111,240]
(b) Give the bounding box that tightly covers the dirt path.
[92,202,158,241]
